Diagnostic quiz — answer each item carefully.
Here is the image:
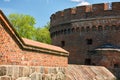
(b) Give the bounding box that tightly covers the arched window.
[58,31,60,35]
[111,25,116,30]
[76,27,80,32]
[64,29,67,34]
[68,28,71,34]
[61,30,63,34]
[104,25,110,30]
[53,32,55,37]
[92,26,97,31]
[98,26,103,31]
[56,31,58,36]
[81,27,85,32]
[61,41,65,47]
[71,28,75,33]
[114,63,119,68]
[86,26,90,32]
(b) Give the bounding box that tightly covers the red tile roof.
[22,38,69,54]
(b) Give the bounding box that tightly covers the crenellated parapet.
[50,2,120,27]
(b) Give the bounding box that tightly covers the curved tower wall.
[50,2,120,64]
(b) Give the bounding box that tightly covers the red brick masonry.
[0,10,69,67]
[50,2,120,64]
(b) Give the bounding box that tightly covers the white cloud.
[71,0,90,6]
[77,1,90,6]
[4,0,11,2]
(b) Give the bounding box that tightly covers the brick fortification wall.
[0,22,68,67]
[0,10,68,67]
[0,9,68,80]
[50,2,120,64]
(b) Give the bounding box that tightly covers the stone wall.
[0,65,66,80]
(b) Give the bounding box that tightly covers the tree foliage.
[8,14,36,39]
[35,23,51,44]
[8,14,51,44]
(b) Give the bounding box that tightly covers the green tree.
[35,23,51,44]
[8,13,51,44]
[8,14,36,39]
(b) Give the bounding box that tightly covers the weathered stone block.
[6,66,13,76]
[22,66,30,77]
[56,71,65,80]
[12,66,19,78]
[19,67,23,77]
[0,66,6,76]
[29,67,35,74]
[16,77,31,80]
[0,76,11,80]
[30,72,42,80]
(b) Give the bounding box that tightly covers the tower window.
[86,26,90,32]
[85,59,91,65]
[114,64,119,68]
[92,26,97,31]
[105,25,110,30]
[61,41,65,47]
[86,39,93,45]
[98,26,103,31]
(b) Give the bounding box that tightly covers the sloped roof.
[95,43,120,52]
[0,9,69,56]
[66,64,116,80]
[22,38,68,53]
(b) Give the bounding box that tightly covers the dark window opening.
[61,30,63,34]
[71,28,75,32]
[64,30,67,34]
[98,26,103,31]
[114,64,119,68]
[76,27,80,32]
[85,59,91,65]
[111,25,116,30]
[61,41,65,47]
[86,26,90,32]
[92,26,97,31]
[58,31,60,35]
[86,39,93,45]
[81,27,85,32]
[105,25,110,30]
[68,29,71,34]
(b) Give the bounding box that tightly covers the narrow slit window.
[61,41,65,47]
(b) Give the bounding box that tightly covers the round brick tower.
[50,2,120,65]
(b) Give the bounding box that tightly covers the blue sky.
[0,0,119,27]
